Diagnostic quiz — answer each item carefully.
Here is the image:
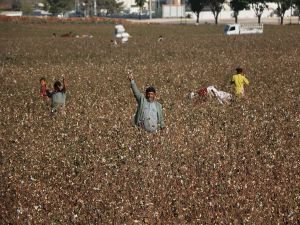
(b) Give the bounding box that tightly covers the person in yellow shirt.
[231,67,249,97]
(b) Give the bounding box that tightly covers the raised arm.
[243,75,249,85]
[128,75,142,102]
[62,77,67,92]
[46,89,52,98]
[157,103,165,129]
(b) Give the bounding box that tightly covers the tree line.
[2,0,300,24]
[188,0,300,25]
[2,0,123,16]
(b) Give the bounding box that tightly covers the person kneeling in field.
[189,85,232,105]
[46,78,67,114]
[128,75,165,132]
[231,67,249,97]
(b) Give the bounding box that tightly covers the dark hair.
[54,81,62,91]
[236,67,243,73]
[40,77,46,82]
[146,86,156,94]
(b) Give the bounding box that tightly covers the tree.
[249,0,267,24]
[135,0,146,19]
[207,0,225,24]
[188,0,206,23]
[47,0,73,15]
[98,0,123,15]
[275,0,292,25]
[97,0,123,16]
[230,0,250,23]
[294,0,300,22]
[11,0,21,10]
[21,0,33,15]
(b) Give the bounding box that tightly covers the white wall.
[120,0,138,10]
[0,11,23,16]
[162,5,185,18]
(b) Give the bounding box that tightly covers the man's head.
[145,86,156,102]
[236,67,243,74]
[54,81,62,91]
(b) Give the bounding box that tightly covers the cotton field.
[0,20,299,224]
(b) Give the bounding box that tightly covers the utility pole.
[290,0,292,24]
[94,0,97,16]
[149,0,152,19]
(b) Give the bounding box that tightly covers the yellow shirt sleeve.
[243,76,249,85]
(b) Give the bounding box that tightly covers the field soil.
[0,21,299,224]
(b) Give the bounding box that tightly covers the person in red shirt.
[189,87,208,102]
[189,86,232,105]
[40,77,48,98]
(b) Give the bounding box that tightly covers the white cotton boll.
[189,92,195,99]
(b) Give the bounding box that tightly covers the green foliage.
[294,0,300,20]
[12,0,21,10]
[135,0,146,19]
[47,0,73,14]
[20,0,33,15]
[230,0,250,12]
[135,0,146,8]
[249,0,267,16]
[294,0,300,8]
[230,0,250,23]
[248,0,267,24]
[40,0,50,11]
[188,0,206,23]
[207,0,225,24]
[97,0,123,15]
[275,0,292,24]
[275,0,291,15]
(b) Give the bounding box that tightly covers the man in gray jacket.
[128,75,165,132]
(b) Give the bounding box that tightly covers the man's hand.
[128,74,134,81]
[127,69,134,81]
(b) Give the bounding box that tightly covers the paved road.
[127,16,300,25]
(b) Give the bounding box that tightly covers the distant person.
[61,31,74,38]
[231,67,250,97]
[128,75,165,132]
[158,35,164,42]
[189,87,208,102]
[111,39,118,46]
[46,78,67,114]
[39,77,48,98]
[114,24,130,44]
[75,34,93,39]
[207,86,232,104]
[189,85,232,105]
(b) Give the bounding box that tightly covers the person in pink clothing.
[39,77,48,99]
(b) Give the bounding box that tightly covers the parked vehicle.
[224,24,263,35]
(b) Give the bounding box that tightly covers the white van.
[224,24,263,35]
